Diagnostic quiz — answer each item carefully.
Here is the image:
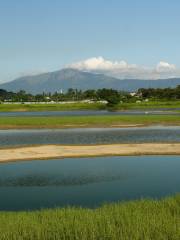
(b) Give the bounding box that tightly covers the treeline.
[138,86,180,99]
[0,88,130,106]
[1,85,180,105]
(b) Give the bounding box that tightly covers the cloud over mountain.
[1,68,180,94]
[67,57,179,80]
[68,57,136,71]
[156,61,176,73]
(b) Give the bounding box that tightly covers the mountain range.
[0,68,180,94]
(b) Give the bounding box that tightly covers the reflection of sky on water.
[0,156,180,211]
[0,110,180,117]
[0,126,180,147]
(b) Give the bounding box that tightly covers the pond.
[0,155,179,211]
[0,126,180,147]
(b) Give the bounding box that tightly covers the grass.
[0,115,179,129]
[1,100,180,112]
[117,100,180,110]
[0,102,105,112]
[0,195,179,240]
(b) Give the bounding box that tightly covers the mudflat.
[1,143,180,163]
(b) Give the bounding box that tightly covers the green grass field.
[117,100,180,110]
[0,195,179,240]
[0,115,179,129]
[0,102,105,112]
[1,100,180,112]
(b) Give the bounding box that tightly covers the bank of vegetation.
[1,86,180,111]
[0,115,180,129]
[0,195,179,240]
[1,100,180,112]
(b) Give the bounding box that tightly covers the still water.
[0,110,180,117]
[0,126,180,147]
[0,155,179,211]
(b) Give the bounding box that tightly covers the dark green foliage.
[1,85,180,103]
[97,88,121,107]
[138,85,180,100]
[0,88,124,103]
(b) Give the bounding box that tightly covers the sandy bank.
[0,143,180,163]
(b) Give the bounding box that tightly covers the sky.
[0,0,180,82]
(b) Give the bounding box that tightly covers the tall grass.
[0,195,179,240]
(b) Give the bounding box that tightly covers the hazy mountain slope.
[0,68,180,94]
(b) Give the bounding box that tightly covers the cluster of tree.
[0,88,130,106]
[138,86,180,100]
[1,85,180,106]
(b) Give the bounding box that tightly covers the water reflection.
[0,110,180,117]
[0,172,127,187]
[0,126,180,147]
[0,156,179,211]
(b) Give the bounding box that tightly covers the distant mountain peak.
[0,68,180,94]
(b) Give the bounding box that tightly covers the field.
[1,100,180,112]
[0,102,105,112]
[117,100,180,110]
[0,115,179,129]
[0,195,179,240]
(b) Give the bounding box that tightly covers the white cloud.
[68,57,136,71]
[156,61,176,73]
[67,57,179,79]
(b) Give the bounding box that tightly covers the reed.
[0,195,179,240]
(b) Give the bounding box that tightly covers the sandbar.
[0,143,180,163]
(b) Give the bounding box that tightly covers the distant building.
[130,92,137,97]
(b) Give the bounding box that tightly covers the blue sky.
[0,0,180,81]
